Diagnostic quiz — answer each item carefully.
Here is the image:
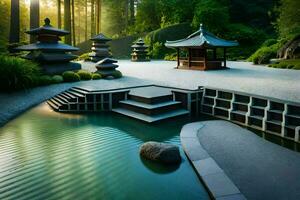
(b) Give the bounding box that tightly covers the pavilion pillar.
[176,48,179,68]
[188,48,191,68]
[203,49,207,70]
[224,48,227,68]
[213,48,217,59]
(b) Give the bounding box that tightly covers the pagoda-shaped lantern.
[89,33,112,62]
[17,18,80,74]
[95,58,119,77]
[131,38,150,62]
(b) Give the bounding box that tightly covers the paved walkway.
[182,120,300,200]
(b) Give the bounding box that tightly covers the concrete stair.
[112,86,189,122]
[47,87,88,111]
[112,108,189,123]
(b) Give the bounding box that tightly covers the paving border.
[180,122,246,200]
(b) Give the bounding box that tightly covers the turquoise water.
[0,103,210,200]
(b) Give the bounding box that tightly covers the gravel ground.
[1,60,299,126]
[197,120,300,200]
[110,60,300,103]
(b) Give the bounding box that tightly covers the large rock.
[139,141,181,164]
[278,35,300,59]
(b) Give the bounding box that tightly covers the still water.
[0,103,210,200]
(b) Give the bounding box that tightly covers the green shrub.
[248,43,279,64]
[76,70,92,80]
[75,52,90,61]
[145,23,193,59]
[92,73,102,80]
[52,75,64,84]
[0,55,41,92]
[111,70,123,78]
[164,53,177,61]
[268,59,300,70]
[293,65,300,70]
[38,75,53,86]
[62,71,80,82]
[262,39,277,47]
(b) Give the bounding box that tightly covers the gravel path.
[1,60,299,127]
[197,120,300,200]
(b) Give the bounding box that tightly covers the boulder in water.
[139,141,181,164]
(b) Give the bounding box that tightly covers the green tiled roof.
[165,24,239,48]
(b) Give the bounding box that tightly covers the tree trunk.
[96,0,101,34]
[71,0,76,45]
[129,0,134,25]
[64,0,71,44]
[9,0,20,43]
[30,0,40,43]
[84,0,87,41]
[57,0,61,29]
[91,0,95,37]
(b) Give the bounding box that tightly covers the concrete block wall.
[201,87,300,143]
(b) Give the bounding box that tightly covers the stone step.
[66,90,85,98]
[128,86,173,104]
[119,100,181,115]
[48,98,62,109]
[119,100,181,109]
[47,100,59,111]
[55,94,69,104]
[112,108,189,123]
[52,96,67,105]
[70,87,89,95]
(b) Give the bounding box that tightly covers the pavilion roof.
[165,24,238,48]
[26,18,69,36]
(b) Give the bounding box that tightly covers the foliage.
[276,0,300,39]
[52,75,64,84]
[164,53,177,61]
[76,70,92,80]
[38,75,53,86]
[76,53,90,61]
[0,56,41,92]
[111,70,123,79]
[92,73,102,80]
[248,43,280,64]
[269,59,300,70]
[145,23,193,59]
[192,0,229,33]
[62,71,80,82]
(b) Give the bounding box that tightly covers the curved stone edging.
[180,122,246,200]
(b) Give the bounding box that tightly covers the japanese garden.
[0,0,300,199]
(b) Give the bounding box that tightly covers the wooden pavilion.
[165,24,238,70]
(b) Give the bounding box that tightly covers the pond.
[0,103,210,200]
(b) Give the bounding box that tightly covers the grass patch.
[0,55,41,92]
[269,59,300,70]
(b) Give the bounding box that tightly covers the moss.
[62,71,80,82]
[76,70,92,80]
[92,73,102,80]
